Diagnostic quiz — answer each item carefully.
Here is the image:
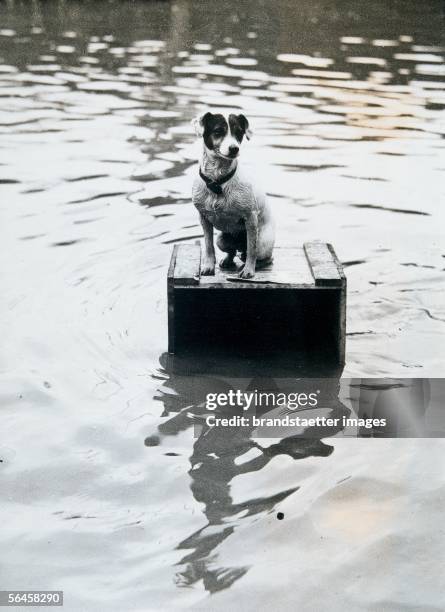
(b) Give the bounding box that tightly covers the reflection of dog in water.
[192,112,275,279]
[145,355,348,593]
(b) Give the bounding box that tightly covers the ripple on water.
[1,0,445,607]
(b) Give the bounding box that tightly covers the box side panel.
[167,245,179,353]
[172,287,341,361]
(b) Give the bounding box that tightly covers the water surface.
[1,1,445,610]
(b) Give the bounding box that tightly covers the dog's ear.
[192,112,212,137]
[238,114,252,140]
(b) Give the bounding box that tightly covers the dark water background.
[1,1,445,610]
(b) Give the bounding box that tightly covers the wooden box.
[167,242,346,365]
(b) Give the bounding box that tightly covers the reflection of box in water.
[167,242,346,364]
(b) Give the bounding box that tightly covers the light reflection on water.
[1,1,445,609]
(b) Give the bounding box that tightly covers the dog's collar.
[199,165,236,195]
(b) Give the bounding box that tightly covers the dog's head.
[192,112,252,159]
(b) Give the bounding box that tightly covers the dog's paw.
[201,259,215,275]
[219,256,236,270]
[238,266,255,279]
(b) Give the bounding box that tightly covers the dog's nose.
[228,145,239,156]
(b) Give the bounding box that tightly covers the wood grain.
[173,244,201,286]
[304,241,343,287]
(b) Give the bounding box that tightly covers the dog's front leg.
[200,213,216,275]
[239,212,258,279]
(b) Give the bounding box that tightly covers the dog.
[191,112,274,279]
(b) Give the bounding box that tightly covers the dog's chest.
[203,207,245,233]
[193,181,247,232]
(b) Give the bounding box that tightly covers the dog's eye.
[213,130,224,137]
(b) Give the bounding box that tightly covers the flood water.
[1,1,445,610]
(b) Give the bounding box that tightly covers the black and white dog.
[192,112,274,279]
